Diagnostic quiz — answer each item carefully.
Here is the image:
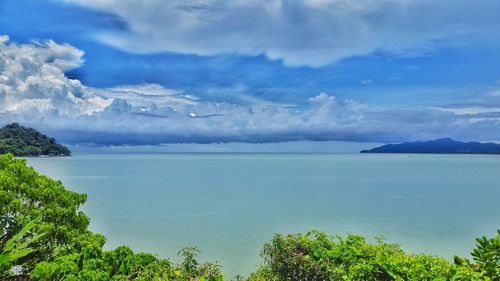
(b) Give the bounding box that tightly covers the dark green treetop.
[0,123,71,156]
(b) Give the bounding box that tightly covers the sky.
[1,0,500,147]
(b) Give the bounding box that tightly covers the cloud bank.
[2,36,500,145]
[62,0,500,66]
[0,35,111,116]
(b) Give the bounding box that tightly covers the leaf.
[1,216,42,253]
[4,248,33,263]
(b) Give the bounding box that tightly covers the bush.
[470,230,500,280]
[249,230,494,281]
[30,244,224,281]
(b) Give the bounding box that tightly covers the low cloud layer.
[62,0,500,66]
[1,37,500,145]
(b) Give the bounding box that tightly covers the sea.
[26,153,500,277]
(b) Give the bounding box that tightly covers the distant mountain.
[360,138,500,154]
[0,123,71,156]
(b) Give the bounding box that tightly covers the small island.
[361,138,500,154]
[0,123,71,156]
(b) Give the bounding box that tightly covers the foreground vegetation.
[0,123,71,156]
[250,231,499,281]
[1,153,498,280]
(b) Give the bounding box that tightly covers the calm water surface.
[26,154,500,276]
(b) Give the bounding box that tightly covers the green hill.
[0,123,71,156]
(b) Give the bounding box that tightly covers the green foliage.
[0,123,71,156]
[0,216,45,278]
[1,152,498,280]
[0,153,103,272]
[31,244,224,281]
[177,247,224,280]
[249,231,493,281]
[471,230,500,280]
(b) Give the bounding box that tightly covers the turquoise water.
[26,154,500,277]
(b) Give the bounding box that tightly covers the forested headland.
[0,123,71,157]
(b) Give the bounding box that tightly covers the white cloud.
[0,35,9,44]
[361,79,373,85]
[35,39,85,71]
[0,37,112,116]
[0,35,374,142]
[488,88,500,97]
[61,0,500,66]
[109,84,180,96]
[431,106,500,115]
[2,36,500,144]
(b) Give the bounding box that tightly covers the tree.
[0,123,71,156]
[0,153,103,272]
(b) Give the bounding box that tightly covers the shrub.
[249,230,493,281]
[470,230,500,280]
[31,244,224,281]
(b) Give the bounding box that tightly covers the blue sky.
[1,0,500,146]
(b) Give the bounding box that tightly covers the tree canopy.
[0,153,99,272]
[0,123,71,156]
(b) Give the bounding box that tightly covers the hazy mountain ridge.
[361,138,500,154]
